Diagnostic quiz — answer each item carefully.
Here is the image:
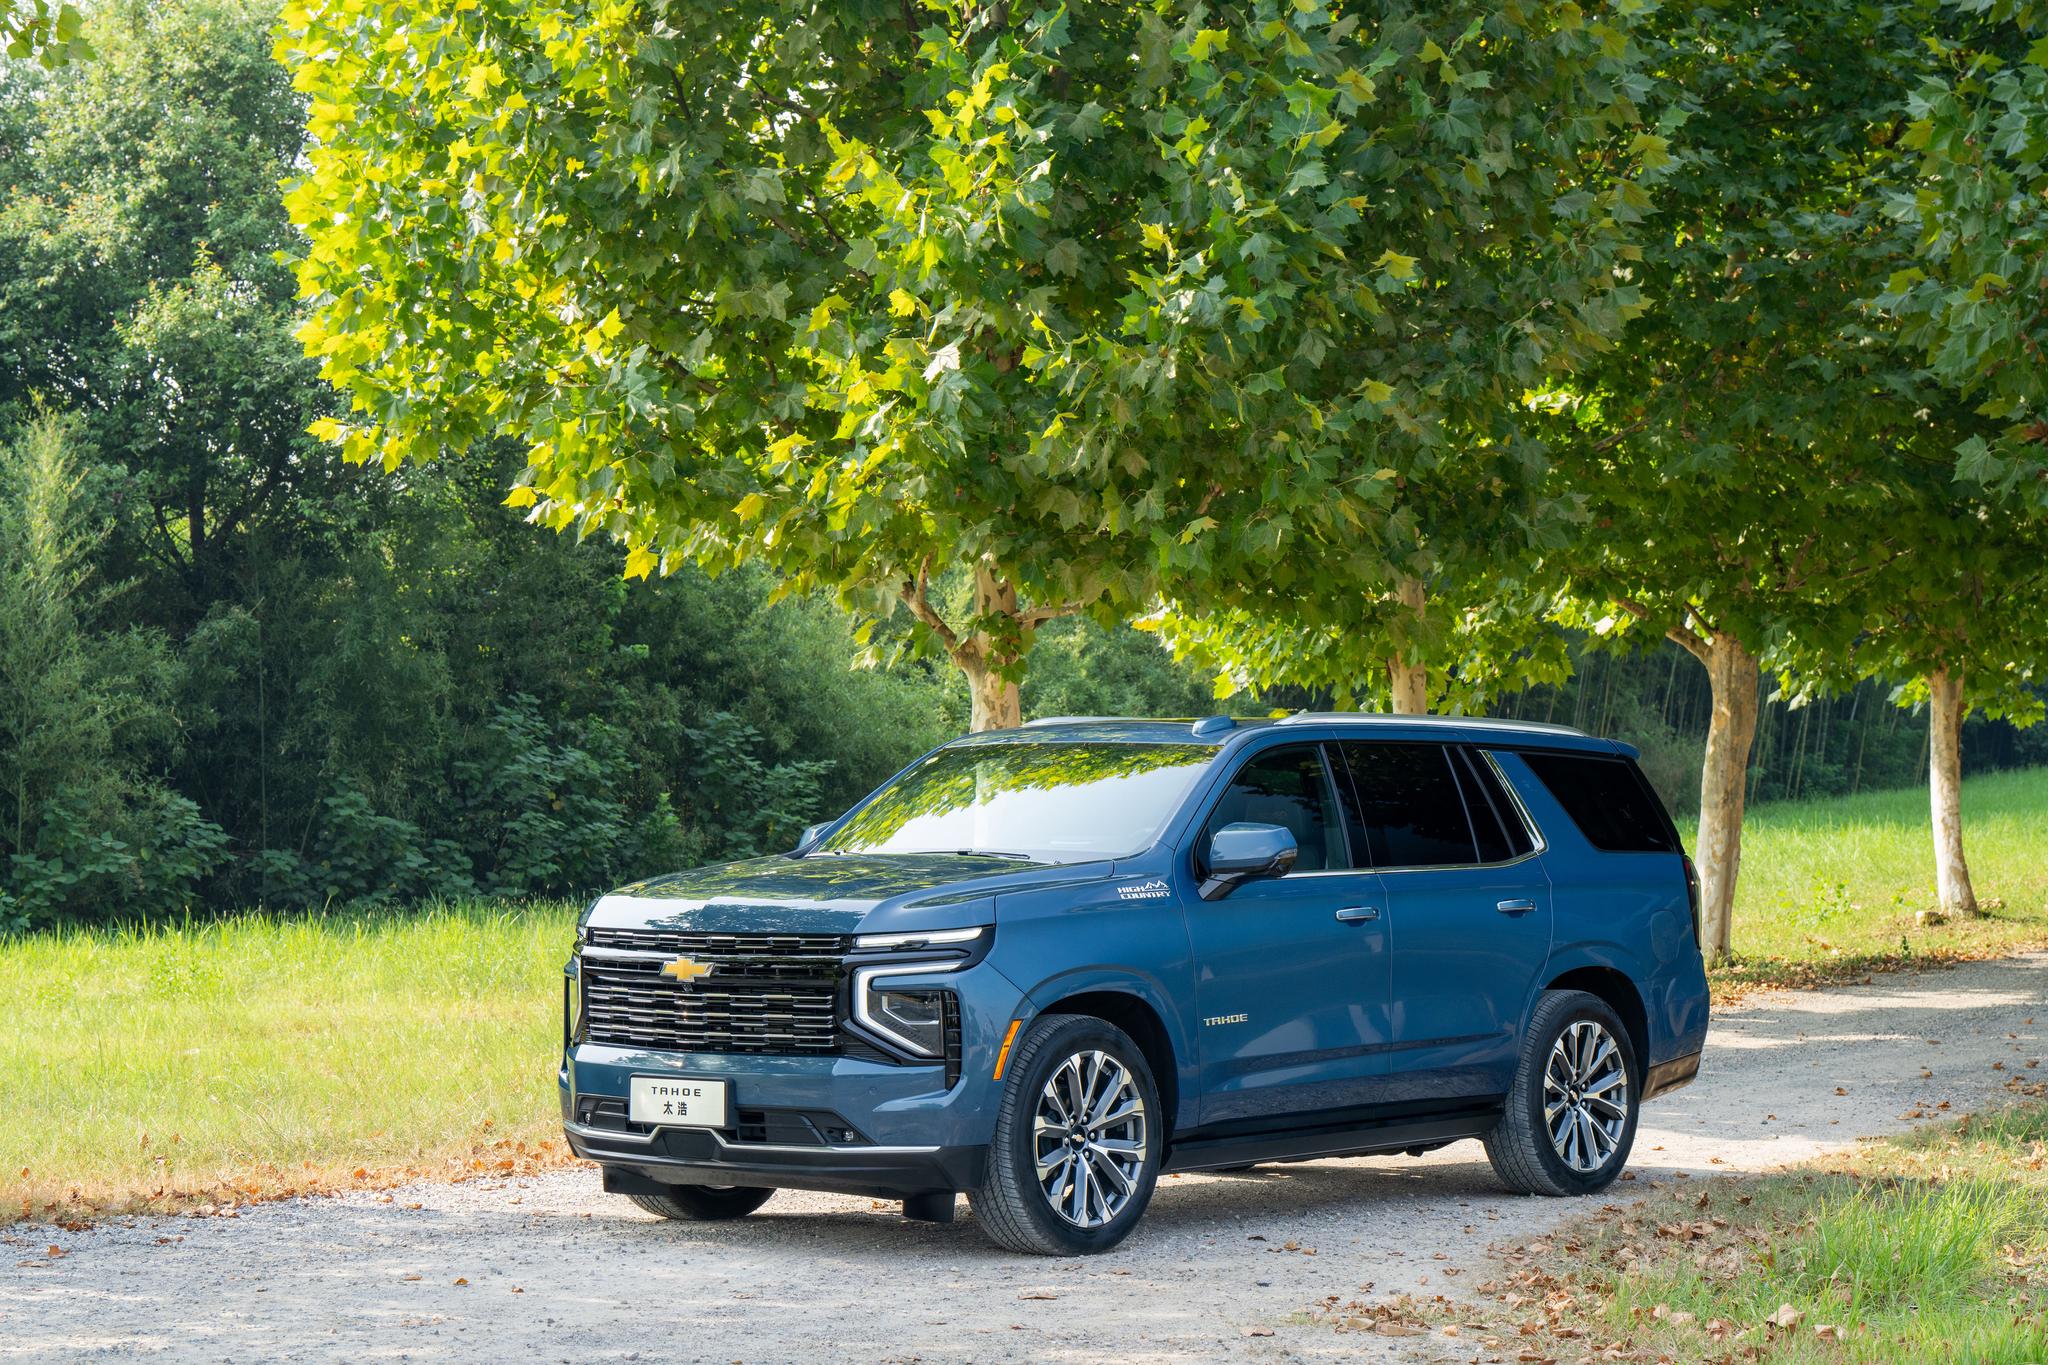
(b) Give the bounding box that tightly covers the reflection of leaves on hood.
[824,742,1213,852]
[617,851,1037,904]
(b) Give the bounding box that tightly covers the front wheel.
[627,1184,775,1221]
[970,1014,1162,1255]
[1484,990,1640,1197]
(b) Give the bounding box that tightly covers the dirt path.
[5,953,2043,1363]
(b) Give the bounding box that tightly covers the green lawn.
[1,903,577,1221]
[4,768,2046,1223]
[1716,766,2048,992]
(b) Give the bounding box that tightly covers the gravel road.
[6,952,2043,1364]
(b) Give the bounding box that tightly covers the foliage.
[0,414,224,932]
[1878,3,2048,508]
[1556,0,1962,666]
[275,0,1662,724]
[1,0,88,66]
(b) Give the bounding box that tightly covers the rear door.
[1333,741,1552,1101]
[1181,743,1392,1125]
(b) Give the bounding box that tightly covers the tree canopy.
[277,0,1660,728]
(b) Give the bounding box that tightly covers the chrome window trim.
[1480,748,1549,855]
[1275,743,1551,878]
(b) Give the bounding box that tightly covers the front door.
[1333,741,1553,1102]
[1182,743,1392,1126]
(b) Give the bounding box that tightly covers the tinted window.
[820,742,1216,862]
[1336,743,1477,868]
[1452,748,1536,862]
[1519,751,1679,854]
[1202,745,1342,872]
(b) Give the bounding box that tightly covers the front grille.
[578,929,848,1055]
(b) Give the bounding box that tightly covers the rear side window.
[1335,742,1476,868]
[1519,751,1679,854]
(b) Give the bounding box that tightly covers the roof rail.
[1021,716,1128,727]
[1273,712,1589,738]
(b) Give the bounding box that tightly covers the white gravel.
[5,952,2043,1364]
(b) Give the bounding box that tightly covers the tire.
[627,1184,775,1221]
[970,1014,1163,1255]
[1484,990,1641,1197]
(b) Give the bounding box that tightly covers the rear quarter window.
[1518,751,1680,854]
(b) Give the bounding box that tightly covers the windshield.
[816,741,1216,863]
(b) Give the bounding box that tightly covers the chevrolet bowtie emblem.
[661,957,712,983]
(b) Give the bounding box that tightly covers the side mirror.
[791,822,832,856]
[1200,822,1298,900]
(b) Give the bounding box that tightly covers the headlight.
[866,987,949,1057]
[852,962,965,1059]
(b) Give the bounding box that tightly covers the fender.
[1013,964,1202,1134]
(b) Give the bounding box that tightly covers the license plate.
[628,1076,728,1129]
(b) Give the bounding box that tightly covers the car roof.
[947,714,1628,756]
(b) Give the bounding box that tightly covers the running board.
[1162,1105,1502,1173]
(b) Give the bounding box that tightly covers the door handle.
[1496,899,1537,916]
[1334,906,1380,923]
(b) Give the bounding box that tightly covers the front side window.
[818,742,1216,863]
[1335,742,1477,868]
[1200,745,1343,872]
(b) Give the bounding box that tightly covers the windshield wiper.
[948,849,1035,860]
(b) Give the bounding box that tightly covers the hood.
[583,852,1117,937]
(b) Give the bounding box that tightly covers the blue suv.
[561,715,1708,1255]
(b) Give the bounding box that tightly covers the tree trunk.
[960,561,1024,732]
[1692,633,1760,965]
[961,653,1022,731]
[1927,666,1978,918]
[1386,575,1428,714]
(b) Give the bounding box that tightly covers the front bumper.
[561,1033,1008,1197]
[564,1115,985,1197]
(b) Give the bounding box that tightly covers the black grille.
[578,930,848,1055]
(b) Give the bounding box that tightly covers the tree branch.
[899,559,962,654]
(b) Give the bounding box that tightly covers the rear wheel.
[1485,990,1640,1197]
[627,1184,775,1221]
[970,1014,1162,1255]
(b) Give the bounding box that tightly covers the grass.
[3,767,2045,1224]
[1714,766,2048,995]
[1378,1101,2048,1364]
[0,902,579,1224]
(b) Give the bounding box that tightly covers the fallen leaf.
[453,1277,469,1286]
[1242,1327,1273,1338]
[1769,1303,1802,1330]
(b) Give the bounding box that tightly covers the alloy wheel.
[1032,1049,1149,1228]
[1543,1019,1630,1173]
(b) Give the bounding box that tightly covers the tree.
[1556,0,1950,962]
[1832,482,2048,918]
[278,0,1657,730]
[1121,0,1658,718]
[0,0,327,624]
